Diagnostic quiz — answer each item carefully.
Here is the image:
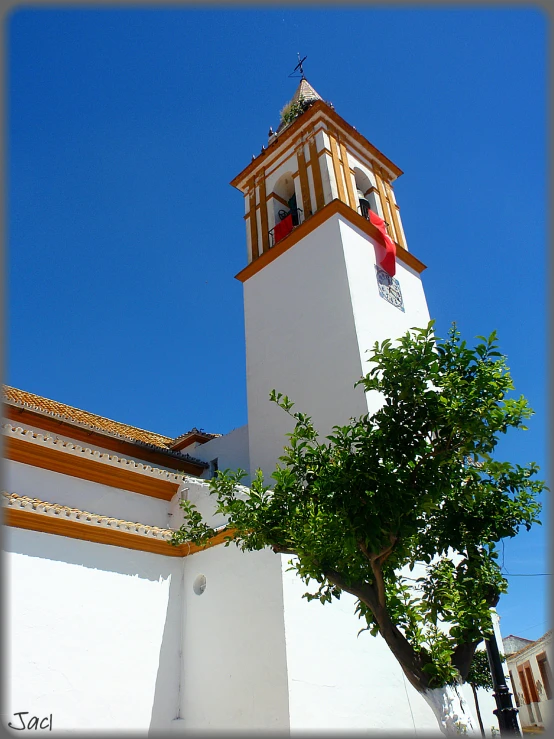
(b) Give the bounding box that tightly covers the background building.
[504,631,552,731]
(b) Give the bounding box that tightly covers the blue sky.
[7,7,548,642]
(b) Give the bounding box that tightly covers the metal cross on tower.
[289,53,307,79]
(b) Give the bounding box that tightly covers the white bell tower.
[224,77,454,733]
[231,77,431,481]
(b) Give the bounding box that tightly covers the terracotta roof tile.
[3,385,217,452]
[3,492,175,539]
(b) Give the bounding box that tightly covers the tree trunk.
[470,683,486,737]
[421,684,481,736]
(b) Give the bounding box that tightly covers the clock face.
[375,265,405,311]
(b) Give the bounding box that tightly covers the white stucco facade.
[244,211,429,482]
[5,526,183,733]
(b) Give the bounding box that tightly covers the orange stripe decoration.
[235,198,426,283]
[4,504,236,558]
[5,436,180,501]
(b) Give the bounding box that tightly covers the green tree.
[467,649,496,736]
[172,323,544,735]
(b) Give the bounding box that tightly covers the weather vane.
[289,52,307,79]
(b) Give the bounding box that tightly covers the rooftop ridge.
[507,629,553,657]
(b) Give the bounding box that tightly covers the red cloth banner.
[368,210,396,276]
[274,213,293,244]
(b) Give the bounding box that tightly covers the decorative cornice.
[3,424,197,500]
[231,100,403,192]
[3,492,231,557]
[3,397,209,469]
[3,423,188,482]
[235,198,427,283]
[3,492,174,539]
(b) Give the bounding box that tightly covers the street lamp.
[485,633,521,735]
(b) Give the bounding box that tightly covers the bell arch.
[353,167,379,218]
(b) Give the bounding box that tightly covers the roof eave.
[230,100,403,192]
[3,399,209,469]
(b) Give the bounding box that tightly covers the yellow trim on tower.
[268,192,289,207]
[328,130,347,205]
[385,181,406,250]
[309,138,325,211]
[248,182,259,261]
[258,174,270,254]
[373,165,394,237]
[393,204,407,250]
[296,143,312,216]
[340,142,356,209]
[230,100,403,192]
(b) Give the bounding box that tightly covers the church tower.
[231,77,431,481]
[223,76,444,733]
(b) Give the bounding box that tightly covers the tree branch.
[375,534,397,566]
[271,543,429,691]
[452,640,480,681]
[271,544,298,556]
[321,567,430,692]
[369,557,387,609]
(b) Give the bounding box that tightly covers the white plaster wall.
[280,554,442,733]
[179,543,290,731]
[4,527,183,733]
[4,459,171,527]
[323,152,338,203]
[168,475,249,534]
[339,217,430,414]
[244,214,370,482]
[242,208,462,733]
[167,477,219,530]
[244,211,430,482]
[192,424,250,482]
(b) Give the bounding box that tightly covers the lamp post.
[485,633,521,735]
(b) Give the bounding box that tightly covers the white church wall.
[194,424,250,482]
[338,216,431,413]
[179,543,290,731]
[4,526,183,733]
[244,214,371,482]
[4,458,171,528]
[279,554,442,734]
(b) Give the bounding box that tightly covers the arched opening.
[353,167,378,219]
[272,171,300,227]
